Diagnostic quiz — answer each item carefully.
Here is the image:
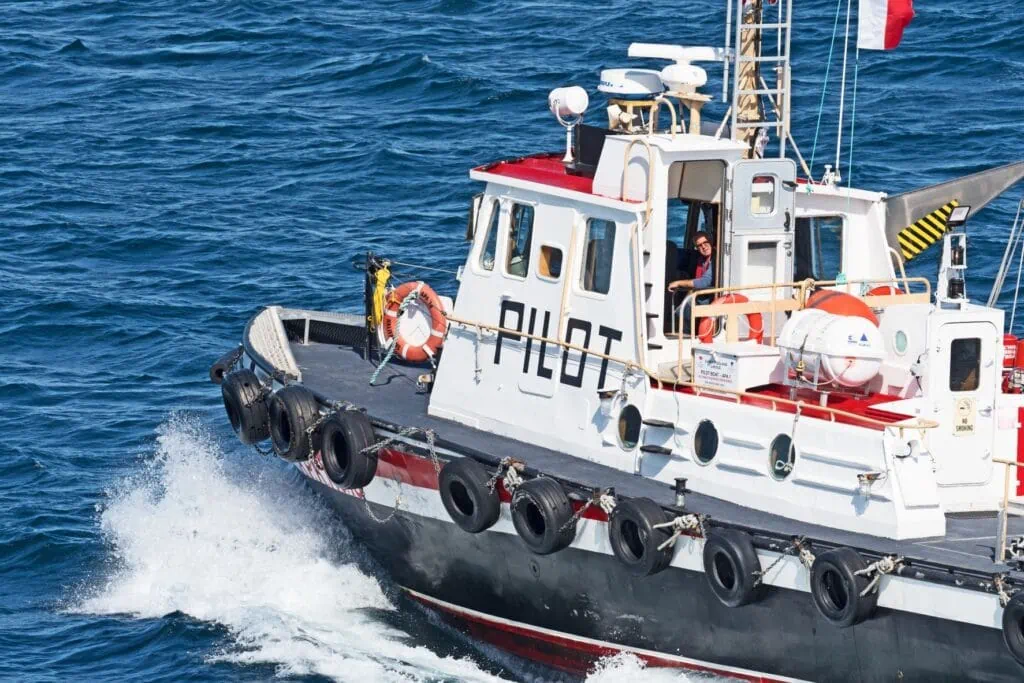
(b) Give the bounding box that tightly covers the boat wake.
[75,414,726,682]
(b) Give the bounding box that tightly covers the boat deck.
[283,335,1024,580]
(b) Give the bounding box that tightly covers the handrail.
[652,96,678,139]
[676,275,933,350]
[995,458,1022,565]
[444,312,938,433]
[621,138,654,228]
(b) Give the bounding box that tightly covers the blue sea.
[1,1,1021,681]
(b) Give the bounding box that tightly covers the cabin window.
[794,216,844,282]
[693,420,719,465]
[618,405,642,450]
[538,245,563,280]
[750,175,777,215]
[478,200,501,271]
[582,218,616,294]
[769,434,795,481]
[505,203,535,277]
[950,338,981,392]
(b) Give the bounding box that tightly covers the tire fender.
[608,497,675,576]
[320,410,378,489]
[702,528,764,608]
[810,547,878,627]
[221,369,269,445]
[511,478,576,555]
[268,384,321,462]
[1002,592,1024,668]
[439,458,501,534]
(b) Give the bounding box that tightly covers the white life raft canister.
[777,309,885,388]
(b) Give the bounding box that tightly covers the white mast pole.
[835,0,853,182]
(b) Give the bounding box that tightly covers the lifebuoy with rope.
[697,293,764,344]
[381,281,448,363]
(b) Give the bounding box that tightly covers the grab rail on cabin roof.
[444,310,939,433]
[620,138,655,227]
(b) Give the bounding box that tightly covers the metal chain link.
[486,457,526,494]
[557,488,615,535]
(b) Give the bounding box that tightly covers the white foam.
[77,414,508,682]
[586,653,727,683]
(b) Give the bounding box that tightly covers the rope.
[486,457,526,493]
[558,488,616,535]
[652,513,708,551]
[808,0,845,179]
[854,555,904,596]
[995,574,1016,608]
[753,536,814,586]
[368,287,421,386]
[1012,203,1024,333]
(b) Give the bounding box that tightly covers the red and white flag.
[857,0,915,50]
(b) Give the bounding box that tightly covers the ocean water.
[1,1,1021,681]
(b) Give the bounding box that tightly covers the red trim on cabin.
[405,589,789,681]
[475,153,596,195]
[653,381,913,430]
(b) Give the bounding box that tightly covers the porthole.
[693,420,719,465]
[893,330,909,356]
[769,434,796,481]
[618,405,642,450]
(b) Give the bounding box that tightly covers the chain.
[994,574,1015,608]
[361,426,441,474]
[753,549,789,587]
[854,555,905,597]
[364,481,403,525]
[486,457,526,494]
[557,488,615,535]
[652,513,708,551]
[369,288,423,386]
[794,537,816,570]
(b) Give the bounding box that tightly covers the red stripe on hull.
[405,589,790,682]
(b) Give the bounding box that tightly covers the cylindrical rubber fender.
[439,458,501,533]
[702,528,764,608]
[221,369,269,445]
[511,478,576,555]
[268,384,321,462]
[320,410,378,489]
[810,547,878,627]
[1002,592,1024,667]
[209,346,243,385]
[608,497,675,576]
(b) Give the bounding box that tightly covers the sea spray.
[78,414,508,682]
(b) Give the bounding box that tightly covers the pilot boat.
[211,1,1024,680]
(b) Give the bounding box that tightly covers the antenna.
[548,86,589,163]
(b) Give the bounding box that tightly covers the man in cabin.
[668,232,714,333]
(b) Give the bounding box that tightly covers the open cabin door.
[726,160,797,314]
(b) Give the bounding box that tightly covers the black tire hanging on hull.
[268,384,321,462]
[221,369,270,445]
[320,410,378,489]
[608,497,674,576]
[439,458,501,533]
[1002,592,1024,667]
[810,547,878,627]
[702,528,764,608]
[511,478,576,555]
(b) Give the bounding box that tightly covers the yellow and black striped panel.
[897,200,960,262]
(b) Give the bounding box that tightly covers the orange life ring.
[381,281,447,363]
[697,293,764,344]
[865,285,904,297]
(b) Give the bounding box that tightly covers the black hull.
[308,478,1021,683]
